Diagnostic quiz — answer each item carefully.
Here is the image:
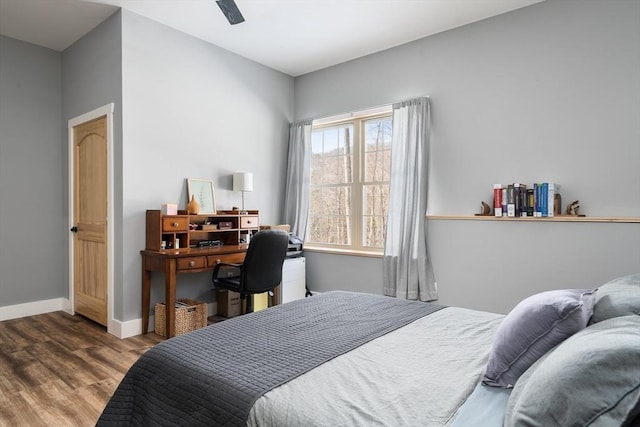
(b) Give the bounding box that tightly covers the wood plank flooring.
[0,312,164,426]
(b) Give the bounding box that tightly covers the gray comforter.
[248,306,504,426]
[97,291,445,426]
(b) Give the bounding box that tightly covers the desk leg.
[271,285,280,306]
[165,259,177,338]
[141,256,151,334]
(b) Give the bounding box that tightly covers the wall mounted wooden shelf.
[426,215,640,223]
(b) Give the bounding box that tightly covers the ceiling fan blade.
[216,0,245,25]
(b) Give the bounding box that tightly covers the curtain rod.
[295,95,430,125]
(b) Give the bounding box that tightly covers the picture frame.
[186,178,216,215]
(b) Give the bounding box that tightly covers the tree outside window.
[308,114,392,252]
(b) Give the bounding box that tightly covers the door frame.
[68,103,115,333]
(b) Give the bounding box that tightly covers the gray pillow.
[483,288,596,388]
[590,273,640,324]
[505,315,640,427]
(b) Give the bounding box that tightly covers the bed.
[98,274,640,426]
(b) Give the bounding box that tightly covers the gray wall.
[296,0,640,313]
[62,10,123,316]
[119,10,294,321]
[0,36,64,305]
[1,10,294,324]
[2,0,638,320]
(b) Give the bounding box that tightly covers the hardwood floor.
[0,312,164,426]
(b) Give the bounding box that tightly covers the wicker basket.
[154,298,207,337]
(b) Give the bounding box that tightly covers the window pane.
[364,118,392,182]
[309,114,390,251]
[337,154,352,184]
[338,126,354,185]
[308,214,351,246]
[338,125,353,154]
[324,187,338,213]
[307,186,351,245]
[335,215,350,245]
[363,214,386,248]
[363,184,389,248]
[364,151,391,182]
[311,131,323,155]
[323,128,339,154]
[312,126,353,186]
[364,184,389,216]
[338,186,351,217]
[323,156,338,184]
[325,213,349,245]
[364,118,392,151]
[310,157,323,185]
[309,188,324,215]
[308,214,324,242]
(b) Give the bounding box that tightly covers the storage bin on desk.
[154,298,207,337]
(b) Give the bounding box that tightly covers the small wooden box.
[218,221,233,230]
[162,203,178,215]
[217,290,241,317]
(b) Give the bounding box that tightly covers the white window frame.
[305,107,392,256]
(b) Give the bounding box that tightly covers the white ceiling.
[0,0,544,76]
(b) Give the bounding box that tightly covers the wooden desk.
[141,245,248,337]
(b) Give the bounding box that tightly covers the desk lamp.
[233,172,253,214]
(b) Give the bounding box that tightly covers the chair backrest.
[241,229,289,294]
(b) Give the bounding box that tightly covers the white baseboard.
[1,300,218,339]
[0,298,71,322]
[109,317,145,339]
[0,298,146,339]
[114,301,218,339]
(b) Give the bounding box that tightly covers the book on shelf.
[526,188,535,216]
[488,181,561,218]
[541,183,549,217]
[506,184,515,217]
[493,184,503,217]
[514,183,527,217]
[547,183,560,217]
[536,182,560,217]
[501,188,507,217]
[534,183,542,217]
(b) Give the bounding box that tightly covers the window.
[307,112,392,253]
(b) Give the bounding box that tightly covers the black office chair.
[211,229,289,314]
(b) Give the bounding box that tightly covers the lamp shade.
[233,172,253,192]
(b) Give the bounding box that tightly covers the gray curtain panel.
[383,97,437,301]
[284,120,312,240]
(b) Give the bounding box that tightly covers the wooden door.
[72,116,108,326]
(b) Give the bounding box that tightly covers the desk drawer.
[240,216,258,229]
[208,252,245,267]
[162,216,189,232]
[177,256,206,270]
